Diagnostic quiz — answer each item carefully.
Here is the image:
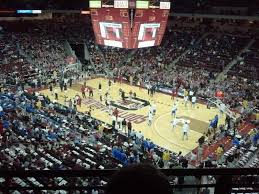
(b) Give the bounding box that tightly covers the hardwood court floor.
[40,77,226,155]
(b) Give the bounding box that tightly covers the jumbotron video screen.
[90,0,170,49]
[91,8,131,48]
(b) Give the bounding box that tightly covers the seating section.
[99,46,130,68]
[177,34,249,72]
[0,33,37,84]
[223,135,259,168]
[1,18,257,111]
[161,29,202,65]
[230,40,259,80]
[17,33,67,70]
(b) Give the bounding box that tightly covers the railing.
[1,168,259,194]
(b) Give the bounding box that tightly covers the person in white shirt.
[191,96,197,108]
[64,78,68,85]
[171,103,178,118]
[91,189,98,194]
[171,118,178,130]
[147,84,152,96]
[184,95,188,107]
[189,151,197,165]
[152,103,157,115]
[149,104,153,113]
[0,105,3,112]
[33,79,38,88]
[115,117,122,131]
[189,90,194,99]
[148,111,153,126]
[112,115,116,122]
[152,151,160,165]
[182,121,189,140]
[136,131,143,144]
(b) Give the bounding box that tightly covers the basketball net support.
[207,97,237,121]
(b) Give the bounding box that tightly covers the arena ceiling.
[0,0,257,10]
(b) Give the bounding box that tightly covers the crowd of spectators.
[99,45,130,68]
[0,19,82,90]
[0,31,35,87]
[108,30,258,110]
[17,32,67,72]
[0,86,258,193]
[1,15,258,110]
[177,33,249,72]
[0,88,196,193]
[231,40,259,80]
[161,28,202,65]
[1,16,259,158]
[1,15,259,110]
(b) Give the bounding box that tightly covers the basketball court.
[40,77,226,155]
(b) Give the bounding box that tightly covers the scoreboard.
[90,0,171,9]
[131,9,169,48]
[114,0,129,8]
[90,0,170,49]
[91,8,131,48]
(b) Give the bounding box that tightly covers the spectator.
[105,164,171,194]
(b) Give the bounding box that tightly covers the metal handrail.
[0,168,259,177]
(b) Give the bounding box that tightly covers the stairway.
[64,40,82,71]
[96,45,114,76]
[119,49,137,68]
[16,42,34,65]
[70,43,85,63]
[215,39,255,82]
[96,45,108,66]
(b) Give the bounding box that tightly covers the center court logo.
[110,97,150,110]
[83,97,148,124]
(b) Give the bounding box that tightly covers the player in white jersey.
[191,96,197,108]
[148,111,153,126]
[171,118,178,130]
[152,103,157,115]
[189,90,194,99]
[149,104,153,113]
[108,101,112,115]
[184,95,188,107]
[182,121,190,140]
[171,103,178,118]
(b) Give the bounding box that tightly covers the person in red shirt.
[171,89,177,100]
[0,122,3,136]
[171,90,174,100]
[119,76,123,84]
[127,121,132,137]
[113,108,119,120]
[81,86,86,98]
[215,90,224,99]
[77,96,82,107]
